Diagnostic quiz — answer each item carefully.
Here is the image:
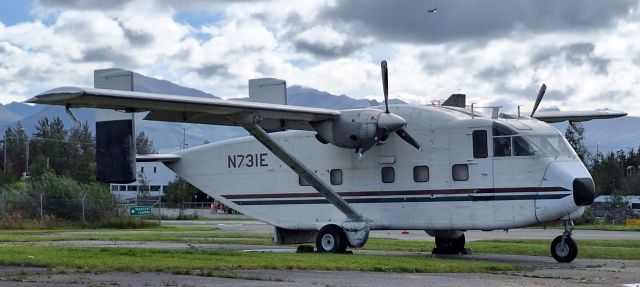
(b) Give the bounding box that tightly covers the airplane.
[27,61,626,263]
[428,7,438,13]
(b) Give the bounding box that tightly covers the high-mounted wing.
[532,110,627,123]
[26,87,340,130]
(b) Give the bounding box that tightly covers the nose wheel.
[551,220,578,263]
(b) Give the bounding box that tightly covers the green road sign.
[129,206,152,216]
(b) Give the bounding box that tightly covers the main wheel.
[315,225,348,253]
[551,235,578,263]
[434,234,465,254]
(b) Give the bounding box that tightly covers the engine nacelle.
[312,109,381,149]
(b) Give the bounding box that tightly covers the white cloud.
[0,0,638,117]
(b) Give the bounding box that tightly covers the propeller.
[376,60,421,150]
[530,83,546,117]
[381,60,389,113]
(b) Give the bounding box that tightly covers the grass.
[0,246,517,274]
[0,229,270,244]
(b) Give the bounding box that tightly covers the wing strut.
[235,114,364,221]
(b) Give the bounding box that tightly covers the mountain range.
[0,72,637,153]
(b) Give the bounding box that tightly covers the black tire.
[551,235,578,263]
[315,225,348,253]
[435,234,465,254]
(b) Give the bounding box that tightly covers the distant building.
[110,162,175,202]
[593,195,640,211]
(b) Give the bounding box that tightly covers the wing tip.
[25,86,85,104]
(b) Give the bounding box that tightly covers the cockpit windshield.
[492,122,576,158]
[524,135,576,157]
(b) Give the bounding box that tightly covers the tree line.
[0,116,201,206]
[565,123,640,196]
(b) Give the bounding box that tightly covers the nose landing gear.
[550,219,578,263]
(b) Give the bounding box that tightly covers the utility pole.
[3,136,6,174]
[25,135,29,177]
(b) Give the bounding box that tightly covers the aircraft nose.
[572,178,595,206]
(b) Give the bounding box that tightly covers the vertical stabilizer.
[443,93,466,108]
[94,69,136,183]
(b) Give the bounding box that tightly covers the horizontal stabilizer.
[136,154,180,163]
[533,110,627,123]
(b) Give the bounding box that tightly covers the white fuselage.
[166,105,588,231]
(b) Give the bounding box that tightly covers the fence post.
[1,190,4,221]
[81,194,86,225]
[39,192,44,224]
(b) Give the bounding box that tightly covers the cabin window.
[493,136,511,157]
[452,164,469,181]
[472,130,488,158]
[381,167,395,183]
[330,169,343,185]
[413,166,429,182]
[299,175,311,186]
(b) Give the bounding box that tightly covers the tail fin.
[94,69,136,183]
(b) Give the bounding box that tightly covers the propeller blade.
[381,60,389,113]
[396,129,421,150]
[530,83,546,117]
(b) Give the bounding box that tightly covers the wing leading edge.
[532,110,627,123]
[26,87,340,130]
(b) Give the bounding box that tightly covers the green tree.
[165,176,200,204]
[3,124,28,180]
[564,123,589,165]
[66,122,95,183]
[136,131,156,154]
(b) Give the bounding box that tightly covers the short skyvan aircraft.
[28,61,626,263]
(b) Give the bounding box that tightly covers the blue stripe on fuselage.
[233,193,570,206]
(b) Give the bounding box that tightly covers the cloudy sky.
[1,0,639,115]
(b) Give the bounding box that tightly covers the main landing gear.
[550,220,578,263]
[433,234,466,254]
[315,225,349,253]
[426,231,467,255]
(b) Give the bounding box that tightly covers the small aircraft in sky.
[427,7,438,13]
[28,61,626,263]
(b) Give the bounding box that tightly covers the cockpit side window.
[492,122,518,136]
[513,136,536,156]
[493,136,511,157]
